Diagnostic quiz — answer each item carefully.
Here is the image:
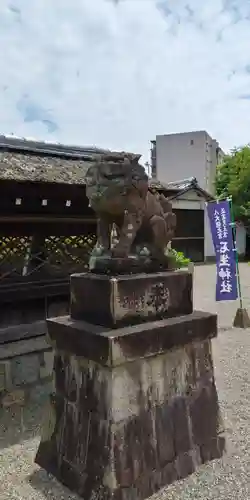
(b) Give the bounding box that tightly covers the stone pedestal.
[70,270,193,327]
[35,271,225,500]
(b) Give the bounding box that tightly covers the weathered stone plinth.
[36,271,225,499]
[70,270,192,327]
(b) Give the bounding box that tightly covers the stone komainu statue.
[85,152,176,265]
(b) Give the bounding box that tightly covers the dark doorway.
[172,208,204,262]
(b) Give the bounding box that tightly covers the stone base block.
[70,270,193,327]
[35,311,225,500]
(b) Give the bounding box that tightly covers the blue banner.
[206,200,238,301]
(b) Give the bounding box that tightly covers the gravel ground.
[1,264,250,500]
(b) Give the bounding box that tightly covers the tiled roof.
[149,176,198,191]
[0,150,93,184]
[0,135,129,184]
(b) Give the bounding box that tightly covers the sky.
[1,0,250,162]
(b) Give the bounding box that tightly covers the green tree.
[215,145,250,223]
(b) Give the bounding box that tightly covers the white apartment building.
[150,130,224,195]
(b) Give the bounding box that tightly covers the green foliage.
[168,249,190,268]
[215,145,250,222]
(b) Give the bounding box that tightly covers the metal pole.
[228,197,243,309]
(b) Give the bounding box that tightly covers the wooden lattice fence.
[0,233,97,285]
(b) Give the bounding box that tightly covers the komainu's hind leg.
[149,215,167,261]
[163,212,176,241]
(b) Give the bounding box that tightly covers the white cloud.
[1,0,250,161]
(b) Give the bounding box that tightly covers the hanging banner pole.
[206,197,250,328]
[228,197,243,309]
[206,199,238,302]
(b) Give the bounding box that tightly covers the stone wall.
[0,335,53,409]
[0,298,68,409]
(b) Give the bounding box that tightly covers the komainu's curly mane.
[85,152,148,211]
